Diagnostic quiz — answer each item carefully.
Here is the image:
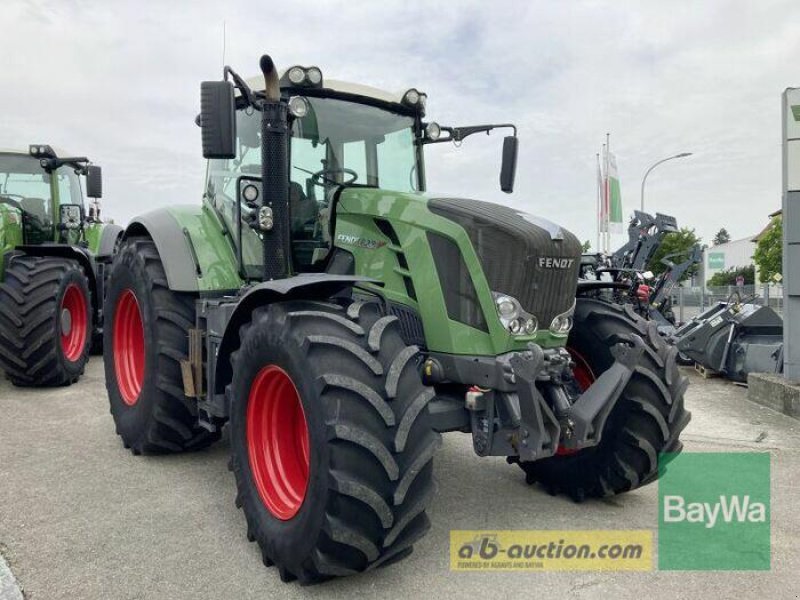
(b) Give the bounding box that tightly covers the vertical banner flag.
[597,152,606,235]
[603,146,624,234]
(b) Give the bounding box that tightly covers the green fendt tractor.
[0,145,122,386]
[104,54,690,583]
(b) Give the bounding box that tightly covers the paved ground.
[1,359,798,600]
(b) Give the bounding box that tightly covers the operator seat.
[21,197,50,224]
[290,181,319,235]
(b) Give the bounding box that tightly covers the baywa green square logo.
[658,452,770,570]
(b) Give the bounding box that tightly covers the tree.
[753,217,782,283]
[581,240,592,252]
[646,227,701,280]
[712,228,731,246]
[707,265,755,287]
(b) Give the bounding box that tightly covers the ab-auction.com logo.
[658,452,771,570]
[450,530,652,571]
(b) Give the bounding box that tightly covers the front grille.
[427,232,488,332]
[429,197,581,327]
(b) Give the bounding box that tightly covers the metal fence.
[670,284,783,323]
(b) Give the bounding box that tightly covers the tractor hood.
[336,187,582,336]
[426,196,582,329]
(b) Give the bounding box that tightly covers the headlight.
[403,88,420,105]
[524,317,538,335]
[425,122,441,141]
[287,66,305,85]
[493,292,538,337]
[549,301,576,336]
[29,144,55,159]
[288,96,309,118]
[242,183,260,203]
[306,66,323,85]
[495,295,517,319]
[283,65,324,88]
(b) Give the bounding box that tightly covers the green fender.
[123,204,242,293]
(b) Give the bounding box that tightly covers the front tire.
[229,300,441,583]
[104,237,219,454]
[516,298,691,501]
[0,255,91,386]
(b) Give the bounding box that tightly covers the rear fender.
[123,206,241,293]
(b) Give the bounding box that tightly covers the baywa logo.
[663,494,767,529]
[336,233,386,250]
[658,452,771,570]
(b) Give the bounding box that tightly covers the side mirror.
[200,81,236,159]
[86,165,102,198]
[500,135,518,193]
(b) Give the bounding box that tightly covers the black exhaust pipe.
[259,54,290,280]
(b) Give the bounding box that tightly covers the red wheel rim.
[113,289,145,406]
[557,348,597,456]
[246,365,310,520]
[60,283,88,362]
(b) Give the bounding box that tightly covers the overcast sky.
[2,0,797,248]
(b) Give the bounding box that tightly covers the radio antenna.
[221,21,227,69]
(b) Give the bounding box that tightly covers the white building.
[702,236,758,287]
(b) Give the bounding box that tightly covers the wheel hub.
[246,365,310,520]
[60,308,72,336]
[60,283,87,362]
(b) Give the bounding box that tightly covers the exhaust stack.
[258,54,290,280]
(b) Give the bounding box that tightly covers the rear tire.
[515,298,691,501]
[228,300,440,583]
[104,237,219,454]
[0,255,91,386]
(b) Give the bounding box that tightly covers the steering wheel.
[309,167,358,188]
[0,193,23,209]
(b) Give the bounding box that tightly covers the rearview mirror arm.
[423,123,517,144]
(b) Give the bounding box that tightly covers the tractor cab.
[201,65,518,280]
[0,145,102,246]
[205,89,421,277]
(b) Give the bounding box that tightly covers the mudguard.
[123,206,241,293]
[97,223,124,257]
[212,274,376,396]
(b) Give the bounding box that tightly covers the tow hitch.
[468,336,645,462]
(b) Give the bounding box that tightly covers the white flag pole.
[605,132,611,253]
[596,152,601,253]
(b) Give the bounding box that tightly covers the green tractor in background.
[103,54,690,584]
[0,145,122,386]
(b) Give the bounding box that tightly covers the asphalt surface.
[1,359,799,600]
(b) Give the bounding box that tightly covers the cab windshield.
[0,153,82,240]
[206,97,419,277]
[290,97,418,192]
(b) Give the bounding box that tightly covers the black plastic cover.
[429,197,581,327]
[427,232,488,332]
